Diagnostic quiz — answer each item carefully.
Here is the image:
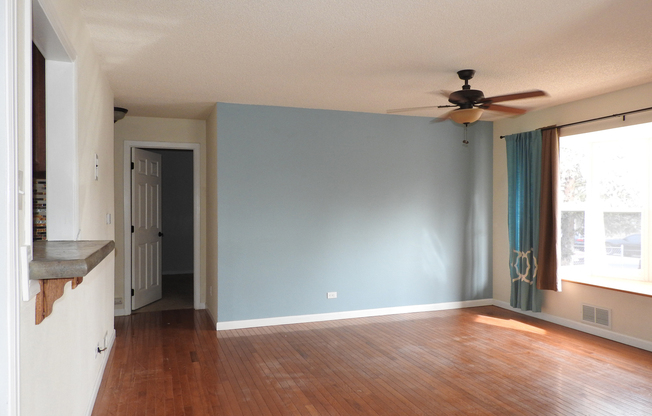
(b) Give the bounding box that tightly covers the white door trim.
[123,141,201,314]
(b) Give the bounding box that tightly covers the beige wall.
[19,0,116,415]
[205,105,218,324]
[493,81,652,344]
[113,116,207,312]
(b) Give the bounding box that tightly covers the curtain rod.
[499,105,652,139]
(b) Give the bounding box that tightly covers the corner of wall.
[205,104,218,322]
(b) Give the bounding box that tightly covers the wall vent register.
[582,304,611,329]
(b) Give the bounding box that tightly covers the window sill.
[562,275,652,298]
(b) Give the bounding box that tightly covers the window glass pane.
[603,212,641,270]
[559,121,650,284]
[593,140,646,209]
[560,211,584,266]
[560,143,587,204]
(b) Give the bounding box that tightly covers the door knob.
[158,232,164,237]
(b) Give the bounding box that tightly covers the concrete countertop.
[29,240,115,280]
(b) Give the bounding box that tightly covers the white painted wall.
[113,116,207,312]
[494,81,652,344]
[1,1,20,414]
[17,1,116,415]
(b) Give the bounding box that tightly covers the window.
[559,122,651,289]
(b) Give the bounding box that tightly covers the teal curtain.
[506,130,543,312]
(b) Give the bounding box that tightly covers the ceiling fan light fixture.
[449,107,483,124]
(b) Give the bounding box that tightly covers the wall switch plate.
[94,154,99,180]
[114,298,123,306]
[327,292,337,299]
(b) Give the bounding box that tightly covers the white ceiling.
[80,0,652,121]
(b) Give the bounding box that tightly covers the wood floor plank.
[92,306,652,416]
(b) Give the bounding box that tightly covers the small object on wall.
[94,154,99,180]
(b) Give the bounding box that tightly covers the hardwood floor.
[133,274,194,314]
[92,306,652,415]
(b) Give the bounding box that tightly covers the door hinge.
[131,162,134,170]
[131,225,134,233]
[131,289,134,296]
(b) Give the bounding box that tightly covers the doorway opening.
[133,149,194,313]
[122,141,201,315]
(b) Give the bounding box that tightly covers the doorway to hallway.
[132,149,194,313]
[122,141,201,315]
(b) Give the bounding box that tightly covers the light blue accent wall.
[216,103,493,322]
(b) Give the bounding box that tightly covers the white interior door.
[131,148,163,310]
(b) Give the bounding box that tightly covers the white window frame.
[559,122,652,295]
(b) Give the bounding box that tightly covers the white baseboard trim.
[216,299,493,331]
[196,302,206,310]
[493,300,652,353]
[86,328,116,416]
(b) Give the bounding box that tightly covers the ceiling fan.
[387,69,548,124]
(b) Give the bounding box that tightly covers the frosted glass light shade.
[449,107,483,124]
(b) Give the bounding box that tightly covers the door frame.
[123,140,201,314]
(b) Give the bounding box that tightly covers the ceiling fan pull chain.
[463,123,470,146]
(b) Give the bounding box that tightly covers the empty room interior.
[3,0,652,415]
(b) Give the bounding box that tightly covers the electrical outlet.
[327,292,337,299]
[114,298,123,306]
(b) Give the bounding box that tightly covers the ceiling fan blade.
[386,105,441,114]
[482,103,527,114]
[430,110,454,123]
[480,90,547,104]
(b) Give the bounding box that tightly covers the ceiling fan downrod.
[457,69,475,90]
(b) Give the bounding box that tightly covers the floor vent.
[582,304,611,329]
